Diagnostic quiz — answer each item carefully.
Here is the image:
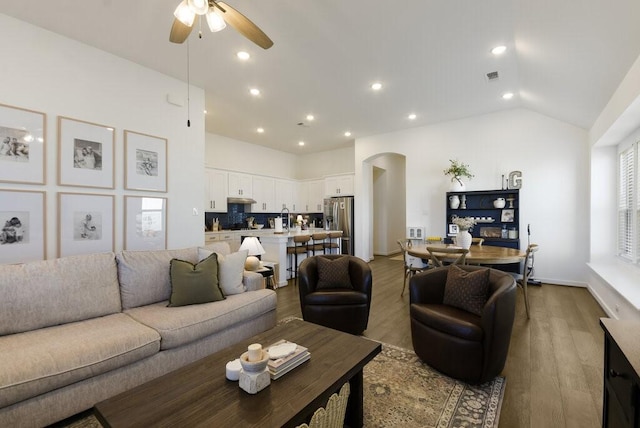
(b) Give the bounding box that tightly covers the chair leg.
[522,280,530,319]
[401,269,408,297]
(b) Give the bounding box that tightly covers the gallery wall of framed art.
[1,17,209,265]
[1,100,177,263]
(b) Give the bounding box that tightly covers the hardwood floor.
[274,255,607,428]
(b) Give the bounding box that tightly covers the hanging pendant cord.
[187,38,191,127]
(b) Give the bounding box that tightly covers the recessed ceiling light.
[502,92,514,100]
[344,131,352,137]
[298,141,305,146]
[237,51,250,60]
[491,45,507,55]
[249,88,260,96]
[204,110,208,114]
[408,113,417,120]
[306,114,315,121]
[371,82,382,91]
[257,127,264,133]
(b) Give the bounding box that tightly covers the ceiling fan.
[169,0,273,49]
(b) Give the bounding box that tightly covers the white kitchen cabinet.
[307,179,325,212]
[275,178,295,211]
[325,174,354,197]
[251,176,275,213]
[228,172,253,198]
[204,168,228,212]
[299,179,324,212]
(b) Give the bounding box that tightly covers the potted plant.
[444,159,474,191]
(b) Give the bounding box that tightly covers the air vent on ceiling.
[485,71,500,82]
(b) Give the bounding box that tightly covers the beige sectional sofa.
[0,243,277,427]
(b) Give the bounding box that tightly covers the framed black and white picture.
[0,103,46,185]
[501,209,515,222]
[448,224,459,235]
[0,189,46,264]
[124,130,167,192]
[58,192,114,257]
[58,116,115,189]
[124,196,167,250]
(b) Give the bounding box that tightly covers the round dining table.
[407,243,526,265]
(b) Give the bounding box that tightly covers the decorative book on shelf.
[266,339,310,380]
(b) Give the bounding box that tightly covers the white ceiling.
[2,1,640,153]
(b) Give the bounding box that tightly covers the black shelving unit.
[445,189,520,249]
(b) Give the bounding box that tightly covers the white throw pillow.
[198,248,248,295]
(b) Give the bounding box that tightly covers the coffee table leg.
[345,369,364,428]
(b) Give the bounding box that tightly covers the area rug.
[56,320,505,428]
[362,342,504,428]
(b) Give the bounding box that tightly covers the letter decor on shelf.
[508,171,522,189]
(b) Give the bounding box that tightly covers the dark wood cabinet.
[601,318,640,428]
[445,189,520,249]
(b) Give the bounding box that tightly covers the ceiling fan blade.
[169,18,193,44]
[216,2,273,49]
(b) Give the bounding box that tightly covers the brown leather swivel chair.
[298,255,372,335]
[409,265,516,384]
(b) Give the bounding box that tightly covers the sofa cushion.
[168,254,225,307]
[198,248,249,295]
[316,256,353,290]
[443,265,490,316]
[0,252,121,335]
[0,313,160,408]
[125,289,277,350]
[117,247,198,309]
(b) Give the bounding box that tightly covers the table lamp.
[239,237,266,270]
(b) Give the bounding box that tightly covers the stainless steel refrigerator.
[323,196,354,255]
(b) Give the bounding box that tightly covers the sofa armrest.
[243,271,264,291]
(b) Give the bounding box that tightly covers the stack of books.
[266,340,310,380]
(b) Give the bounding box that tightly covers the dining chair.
[426,246,469,267]
[324,231,343,254]
[471,237,484,246]
[397,239,428,297]
[308,232,328,255]
[510,243,539,319]
[287,235,311,286]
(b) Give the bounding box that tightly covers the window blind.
[618,144,638,262]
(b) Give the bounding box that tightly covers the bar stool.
[287,235,310,285]
[308,232,327,255]
[324,231,343,254]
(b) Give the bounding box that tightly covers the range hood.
[227,197,257,204]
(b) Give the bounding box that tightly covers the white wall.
[355,108,590,286]
[0,14,205,257]
[296,147,355,179]
[205,133,297,179]
[371,154,406,255]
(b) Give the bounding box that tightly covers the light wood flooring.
[275,255,607,428]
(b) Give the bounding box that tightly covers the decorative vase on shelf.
[450,178,465,192]
[449,195,460,209]
[456,229,472,249]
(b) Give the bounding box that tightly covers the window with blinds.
[618,143,639,263]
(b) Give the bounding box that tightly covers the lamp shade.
[240,237,265,271]
[205,8,227,32]
[239,237,265,256]
[173,0,196,26]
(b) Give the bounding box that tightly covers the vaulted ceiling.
[2,1,640,153]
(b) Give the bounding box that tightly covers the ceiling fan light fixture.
[188,0,209,15]
[206,8,227,32]
[174,0,196,26]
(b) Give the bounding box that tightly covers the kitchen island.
[204,229,342,287]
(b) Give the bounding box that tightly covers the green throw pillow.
[316,256,353,289]
[168,253,225,307]
[443,265,490,316]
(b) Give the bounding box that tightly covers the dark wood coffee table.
[94,319,381,427]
